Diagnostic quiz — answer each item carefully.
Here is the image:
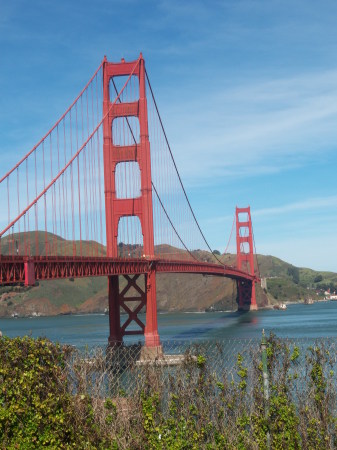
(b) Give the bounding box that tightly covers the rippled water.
[1,301,337,348]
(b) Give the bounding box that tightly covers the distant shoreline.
[0,298,332,320]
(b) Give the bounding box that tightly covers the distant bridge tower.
[102,54,161,352]
[236,206,258,311]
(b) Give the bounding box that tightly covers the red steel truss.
[0,256,256,285]
[0,254,257,339]
[0,254,257,345]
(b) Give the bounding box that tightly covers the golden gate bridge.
[0,54,259,354]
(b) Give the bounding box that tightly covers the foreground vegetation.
[1,335,337,449]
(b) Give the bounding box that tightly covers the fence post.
[261,329,271,449]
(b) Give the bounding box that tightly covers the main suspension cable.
[224,215,236,255]
[110,78,198,261]
[0,60,105,185]
[251,220,260,277]
[145,69,222,265]
[1,59,140,238]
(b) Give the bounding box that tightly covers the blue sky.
[1,0,337,271]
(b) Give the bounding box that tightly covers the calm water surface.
[1,301,337,348]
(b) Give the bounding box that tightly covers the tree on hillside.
[314,274,323,283]
[287,266,299,284]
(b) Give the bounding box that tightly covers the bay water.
[1,301,337,348]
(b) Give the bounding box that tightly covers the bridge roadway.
[0,255,257,285]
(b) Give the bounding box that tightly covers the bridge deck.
[0,255,256,285]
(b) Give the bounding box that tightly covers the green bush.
[0,336,100,449]
[1,336,337,449]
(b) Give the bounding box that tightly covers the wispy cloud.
[163,68,337,184]
[253,195,337,217]
[1,0,337,272]
[201,195,337,233]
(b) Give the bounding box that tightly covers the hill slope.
[1,235,336,316]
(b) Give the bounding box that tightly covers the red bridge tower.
[236,206,258,311]
[102,54,161,352]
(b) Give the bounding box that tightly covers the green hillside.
[257,254,337,302]
[0,231,106,257]
[0,233,336,317]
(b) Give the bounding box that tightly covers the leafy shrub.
[1,335,337,449]
[0,336,100,449]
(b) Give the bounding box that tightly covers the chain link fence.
[67,338,259,396]
[62,335,337,448]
